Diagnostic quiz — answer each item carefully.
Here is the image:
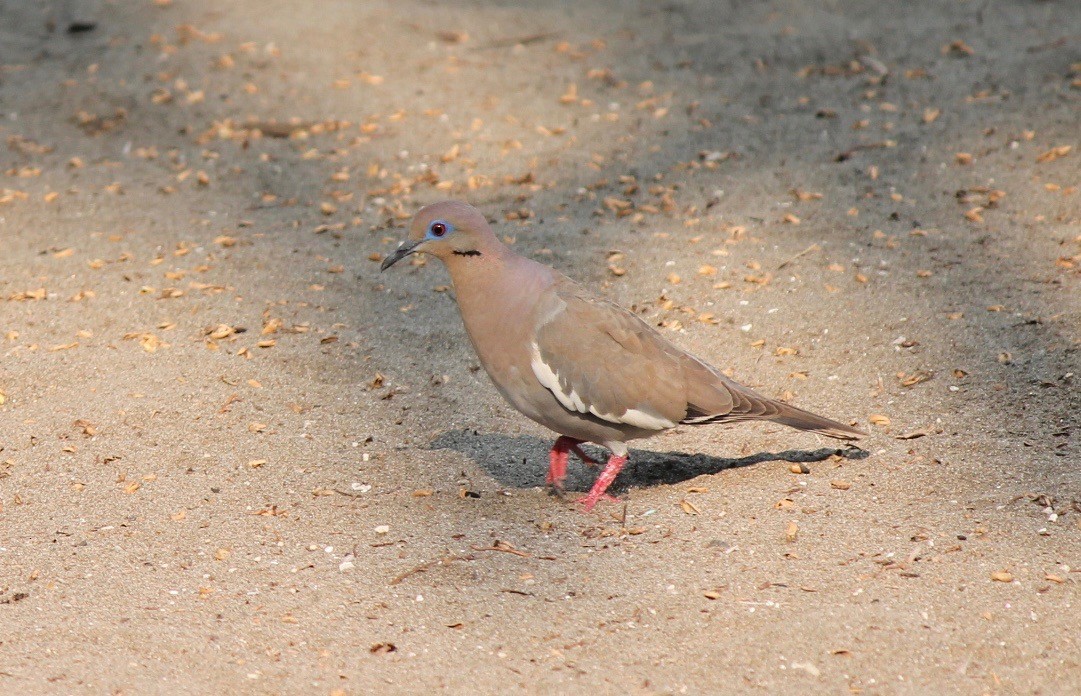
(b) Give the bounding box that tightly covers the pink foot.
[546,436,584,490]
[576,454,628,511]
[575,492,621,510]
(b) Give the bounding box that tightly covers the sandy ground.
[1,0,1079,693]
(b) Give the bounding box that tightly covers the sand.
[1,0,1078,693]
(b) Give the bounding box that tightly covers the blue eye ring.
[428,220,449,238]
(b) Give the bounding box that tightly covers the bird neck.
[444,244,515,300]
[446,249,552,353]
[442,236,512,291]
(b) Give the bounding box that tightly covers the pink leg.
[547,436,582,490]
[577,454,628,511]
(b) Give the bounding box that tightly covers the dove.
[381,201,863,509]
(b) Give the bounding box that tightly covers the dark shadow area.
[430,428,867,492]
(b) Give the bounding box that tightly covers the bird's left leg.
[546,436,582,490]
[577,453,627,511]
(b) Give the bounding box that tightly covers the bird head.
[380,200,496,271]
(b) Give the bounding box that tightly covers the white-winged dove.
[382,201,864,509]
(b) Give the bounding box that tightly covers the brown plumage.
[382,201,864,509]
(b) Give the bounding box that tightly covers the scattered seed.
[679,499,701,515]
[1036,145,1071,163]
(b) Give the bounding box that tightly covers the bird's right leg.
[546,436,583,490]
[577,453,628,510]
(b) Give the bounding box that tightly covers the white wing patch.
[530,343,590,414]
[620,408,676,430]
[530,343,675,430]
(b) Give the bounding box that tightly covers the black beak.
[380,240,420,271]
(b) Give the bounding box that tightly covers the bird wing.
[529,279,689,430]
[529,275,863,441]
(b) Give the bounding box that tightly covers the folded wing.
[530,277,863,441]
[530,283,688,431]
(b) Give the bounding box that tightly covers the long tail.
[757,400,865,440]
[683,399,864,440]
[681,360,865,440]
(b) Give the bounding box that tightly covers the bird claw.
[545,478,567,497]
[575,492,621,511]
[575,494,618,510]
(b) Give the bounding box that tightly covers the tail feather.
[679,355,865,440]
[761,400,865,440]
[683,401,865,439]
[681,385,864,441]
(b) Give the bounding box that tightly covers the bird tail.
[680,358,865,440]
[683,399,865,440]
[759,400,865,440]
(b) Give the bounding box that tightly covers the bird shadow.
[429,429,868,493]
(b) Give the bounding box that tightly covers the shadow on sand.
[429,429,868,493]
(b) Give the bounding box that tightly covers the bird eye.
[430,222,447,237]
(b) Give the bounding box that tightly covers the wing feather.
[527,275,863,440]
[530,280,687,430]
